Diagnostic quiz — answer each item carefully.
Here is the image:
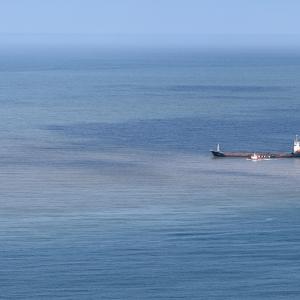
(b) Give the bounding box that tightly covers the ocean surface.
[1,47,300,299]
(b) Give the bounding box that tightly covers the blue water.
[1,47,300,299]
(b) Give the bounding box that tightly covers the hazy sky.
[1,0,300,47]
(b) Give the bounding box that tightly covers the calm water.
[1,47,300,299]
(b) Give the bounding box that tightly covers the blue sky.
[1,0,300,47]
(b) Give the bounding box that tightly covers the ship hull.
[211,151,300,158]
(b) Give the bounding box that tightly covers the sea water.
[0,47,300,299]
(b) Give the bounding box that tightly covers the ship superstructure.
[293,135,300,154]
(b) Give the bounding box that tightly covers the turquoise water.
[1,47,300,299]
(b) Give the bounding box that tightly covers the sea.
[1,46,300,299]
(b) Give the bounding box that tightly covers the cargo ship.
[211,136,300,159]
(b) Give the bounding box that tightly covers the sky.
[1,0,300,48]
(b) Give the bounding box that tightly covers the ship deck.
[211,151,296,158]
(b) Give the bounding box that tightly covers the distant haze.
[1,0,300,49]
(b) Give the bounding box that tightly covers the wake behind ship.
[211,136,300,159]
